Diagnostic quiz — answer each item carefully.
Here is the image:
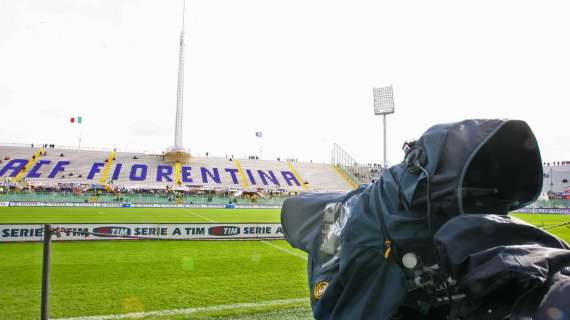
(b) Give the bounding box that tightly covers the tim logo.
[208,226,241,236]
[93,226,132,237]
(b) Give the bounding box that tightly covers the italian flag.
[70,116,82,124]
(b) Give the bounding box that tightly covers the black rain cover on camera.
[281,119,543,319]
[433,214,570,319]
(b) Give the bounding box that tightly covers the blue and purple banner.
[0,158,302,187]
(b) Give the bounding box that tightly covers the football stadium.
[3,1,570,320]
[1,140,570,319]
[0,143,356,319]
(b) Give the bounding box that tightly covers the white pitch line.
[261,240,308,260]
[185,209,217,223]
[184,209,306,260]
[53,297,308,320]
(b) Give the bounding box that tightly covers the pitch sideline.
[184,209,217,223]
[261,240,307,260]
[53,297,308,320]
[183,209,306,260]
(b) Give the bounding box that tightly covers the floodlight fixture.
[373,86,395,115]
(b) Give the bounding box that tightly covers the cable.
[397,168,409,211]
[414,164,456,307]
[416,164,432,235]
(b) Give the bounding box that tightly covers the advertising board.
[0,223,284,242]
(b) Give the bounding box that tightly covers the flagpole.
[78,117,83,149]
[256,132,263,160]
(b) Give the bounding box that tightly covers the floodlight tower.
[373,86,395,169]
[165,0,191,163]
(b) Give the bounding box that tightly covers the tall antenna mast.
[174,0,186,147]
[165,0,191,163]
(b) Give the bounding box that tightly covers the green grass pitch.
[0,207,311,320]
[0,207,569,319]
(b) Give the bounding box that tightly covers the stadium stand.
[4,145,570,209]
[330,143,383,188]
[543,162,570,195]
[0,145,353,198]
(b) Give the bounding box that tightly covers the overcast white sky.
[1,0,569,166]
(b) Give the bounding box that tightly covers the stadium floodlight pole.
[164,0,191,162]
[174,0,186,148]
[373,86,395,169]
[41,224,53,320]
